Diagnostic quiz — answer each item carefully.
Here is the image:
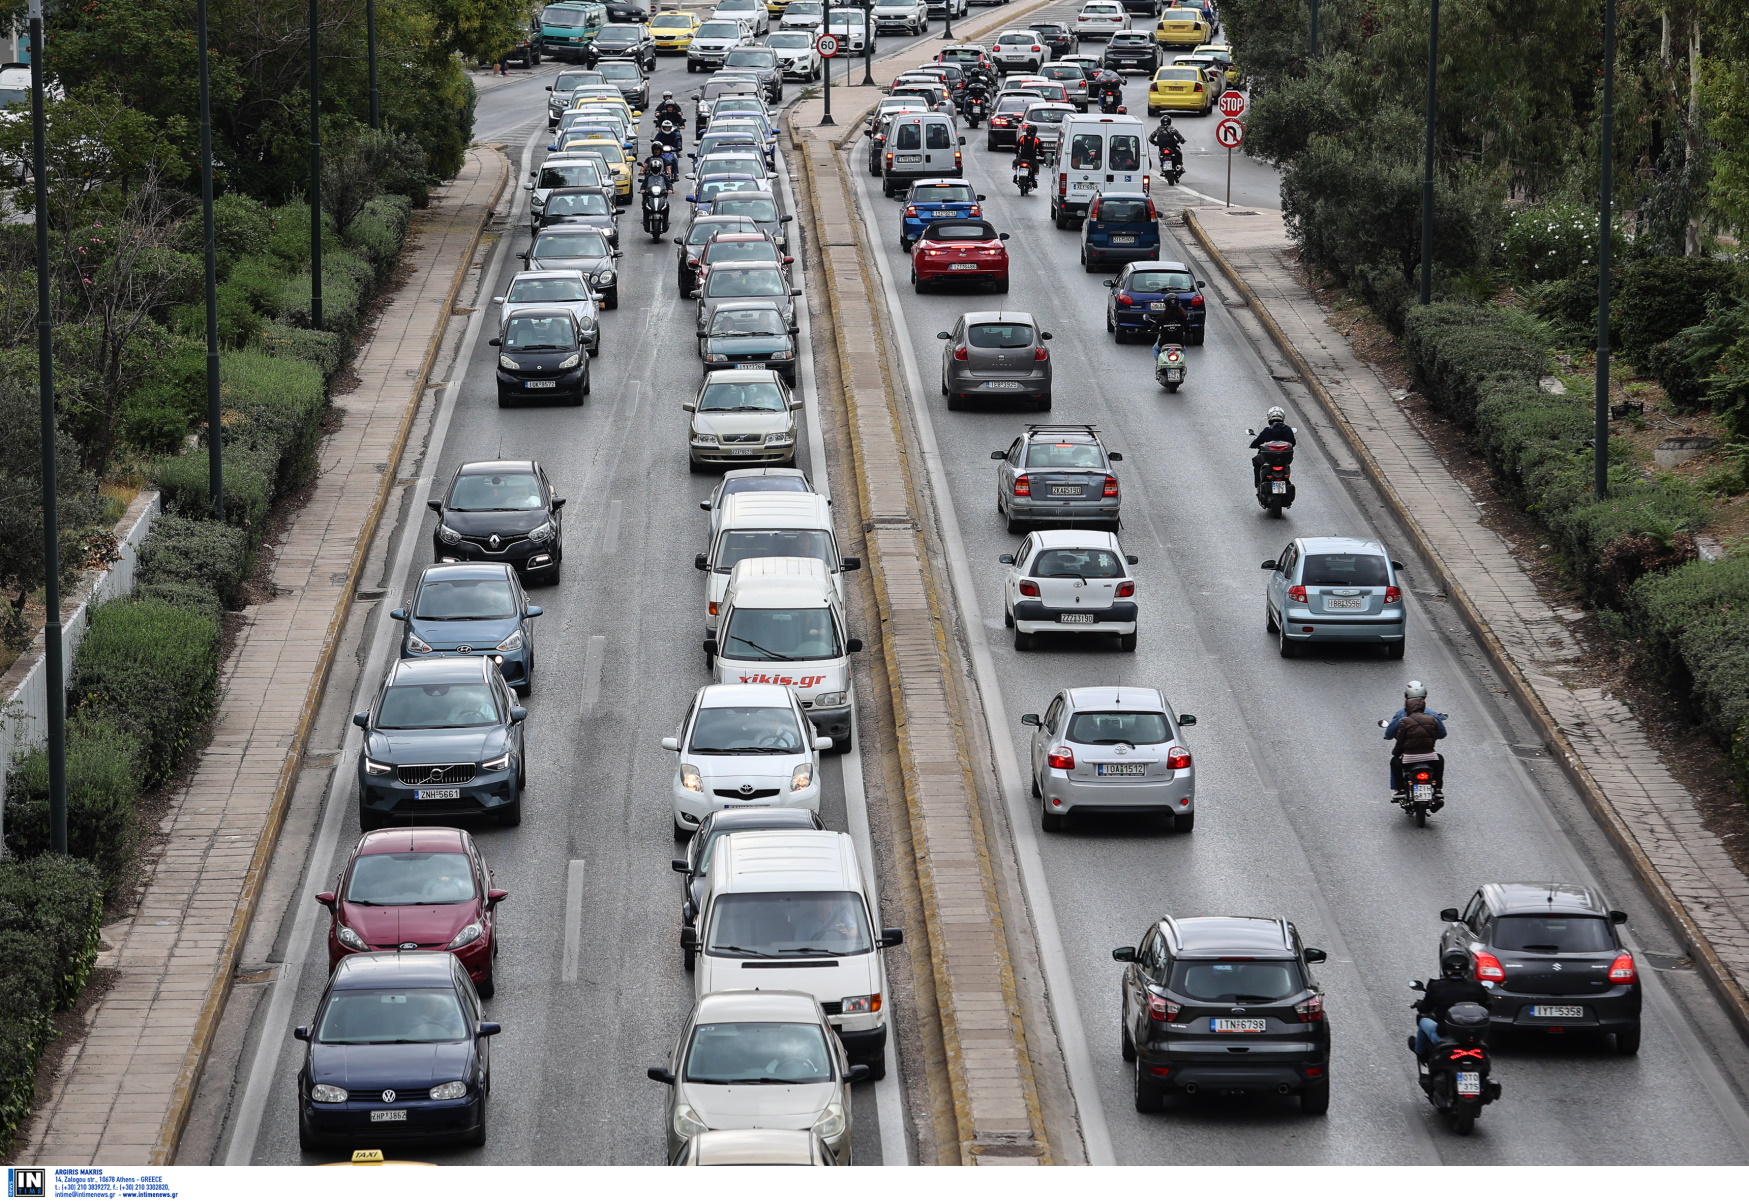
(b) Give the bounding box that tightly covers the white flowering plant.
[1500,203,1622,286]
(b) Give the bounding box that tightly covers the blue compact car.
[1103,259,1208,345]
[1080,191,1160,272]
[899,178,985,251]
[392,563,542,695]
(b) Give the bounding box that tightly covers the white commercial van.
[1049,112,1149,227]
[697,492,858,634]
[687,829,902,1076]
[708,557,861,749]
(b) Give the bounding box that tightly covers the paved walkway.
[21,148,509,1165]
[1184,205,1749,1034]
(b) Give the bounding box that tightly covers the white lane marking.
[222,116,550,1167]
[600,498,624,552]
[581,635,607,710]
[561,859,587,983]
[622,378,644,422]
[846,155,1116,1166]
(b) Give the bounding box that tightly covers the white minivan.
[687,829,902,1077]
[709,557,861,749]
[698,492,859,634]
[1049,112,1148,227]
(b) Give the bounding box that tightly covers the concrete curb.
[1182,206,1749,1046]
[150,150,511,1164]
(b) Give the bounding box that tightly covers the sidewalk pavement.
[20,148,510,1166]
[1184,205,1749,1034]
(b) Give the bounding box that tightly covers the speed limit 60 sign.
[1218,90,1246,118]
[816,32,840,57]
[1215,118,1245,148]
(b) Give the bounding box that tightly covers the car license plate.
[1096,762,1145,775]
[1530,1005,1585,1019]
[1148,301,1166,310]
[1073,181,1097,190]
[731,448,759,455]
[1058,612,1097,623]
[1210,1018,1266,1033]
[415,788,460,800]
[1271,481,1288,493]
[1455,1071,1481,1096]
[525,379,556,388]
[370,1110,408,1122]
[1325,596,1364,610]
[897,154,922,163]
[949,262,978,270]
[1112,235,1136,244]
[1050,485,1081,495]
[983,381,1023,389]
[931,210,955,217]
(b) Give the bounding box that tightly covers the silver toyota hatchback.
[1261,536,1407,658]
[1021,686,1197,832]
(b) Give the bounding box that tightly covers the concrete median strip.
[20,147,509,1166]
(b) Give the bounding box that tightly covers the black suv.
[431,460,567,582]
[1438,882,1642,1053]
[1103,31,1160,73]
[1027,21,1078,59]
[592,23,657,70]
[1113,915,1330,1113]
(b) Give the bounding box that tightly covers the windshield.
[684,1022,833,1085]
[1032,547,1125,578]
[346,852,477,905]
[968,322,1033,349]
[1096,198,1152,222]
[414,578,518,620]
[598,62,640,79]
[705,266,786,296]
[829,10,867,25]
[375,682,499,730]
[706,891,873,957]
[687,218,757,245]
[532,230,610,259]
[789,1,823,11]
[689,705,805,754]
[1169,960,1304,1004]
[768,33,812,46]
[725,49,776,66]
[1491,915,1616,954]
[715,529,835,573]
[699,378,787,410]
[1301,553,1390,586]
[710,306,786,334]
[507,276,590,304]
[722,606,841,662]
[1129,270,1195,292]
[1066,711,1170,745]
[542,4,588,25]
[702,157,768,178]
[537,164,603,189]
[553,72,600,90]
[448,472,543,512]
[652,14,693,27]
[925,223,992,241]
[722,476,807,500]
[995,97,1033,115]
[595,27,638,42]
[697,21,743,35]
[316,989,469,1044]
[1025,441,1101,468]
[713,198,780,222]
[912,184,976,203]
[503,314,576,351]
[546,191,612,216]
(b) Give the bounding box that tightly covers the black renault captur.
[430,460,566,583]
[489,309,589,407]
[1113,915,1330,1114]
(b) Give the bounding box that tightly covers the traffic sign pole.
[1227,145,1232,207]
[817,33,840,127]
[1211,116,1245,204]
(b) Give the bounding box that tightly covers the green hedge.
[4,719,143,893]
[345,195,414,276]
[1617,256,1740,369]
[135,513,251,610]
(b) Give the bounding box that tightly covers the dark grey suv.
[1113,915,1330,1114]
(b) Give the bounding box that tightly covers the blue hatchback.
[1103,259,1208,345]
[1080,192,1160,272]
[899,178,985,251]
[392,563,542,695]
[295,952,498,1153]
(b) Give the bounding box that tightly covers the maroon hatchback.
[315,828,507,997]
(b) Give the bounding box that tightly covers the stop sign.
[1218,90,1246,118]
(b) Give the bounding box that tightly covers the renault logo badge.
[488,534,502,549]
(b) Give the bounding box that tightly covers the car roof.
[727,557,834,605]
[698,681,796,709]
[356,826,471,855]
[962,309,1038,326]
[1064,685,1167,711]
[908,177,972,188]
[500,306,578,324]
[416,562,517,586]
[1485,882,1609,916]
[694,989,824,1023]
[331,950,458,988]
[386,655,491,686]
[1022,423,1099,442]
[1031,529,1122,551]
[1295,535,1389,556]
[701,806,822,836]
[1123,259,1191,272]
[706,231,776,243]
[1164,915,1296,958]
[722,466,810,482]
[456,459,538,476]
[714,829,859,891]
[718,491,832,528]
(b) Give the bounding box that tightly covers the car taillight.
[1166,746,1190,770]
[1115,580,1135,597]
[1102,475,1118,497]
[1384,586,1401,603]
[1146,992,1179,1021]
[1018,580,1040,597]
[886,151,894,163]
[1194,83,1203,92]
[1295,995,1325,1023]
[905,205,917,216]
[1287,585,1308,603]
[1188,294,1204,307]
[1142,173,1151,195]
[1474,951,1506,982]
[955,150,962,167]
[1058,172,1068,196]
[1013,475,1030,495]
[1047,746,1075,769]
[1609,952,1637,983]
[1116,292,1134,304]
[1034,346,1049,360]
[953,346,968,361]
[1032,45,1041,51]
[969,205,981,217]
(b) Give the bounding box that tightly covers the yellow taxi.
[570,93,641,124]
[1147,64,1213,115]
[1169,51,1240,90]
[766,0,790,13]
[560,137,633,201]
[650,11,702,52]
[1153,7,1210,47]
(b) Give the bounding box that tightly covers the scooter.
[1247,427,1295,517]
[1099,89,1124,115]
[963,95,988,128]
[642,181,671,240]
[1162,151,1185,187]
[1408,990,1501,1135]
[1013,158,1038,197]
[1149,318,1188,392]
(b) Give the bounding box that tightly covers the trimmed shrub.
[266,202,339,270]
[227,254,291,318]
[1617,256,1740,369]
[5,719,143,893]
[212,193,274,269]
[154,448,272,537]
[134,578,225,621]
[222,349,327,495]
[258,324,344,378]
[275,249,372,335]
[1523,273,1615,341]
[135,513,250,609]
[118,345,207,456]
[344,195,413,272]
[1403,304,1548,426]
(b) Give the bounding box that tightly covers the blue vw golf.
[1103,259,1208,345]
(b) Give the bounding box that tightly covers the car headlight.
[840,992,881,1014]
[790,762,814,792]
[495,630,525,652]
[692,432,718,446]
[335,925,371,952]
[679,764,704,793]
[481,751,512,772]
[704,352,728,362]
[673,1102,710,1139]
[405,631,433,654]
[769,349,793,359]
[446,923,485,951]
[362,756,393,776]
[765,432,794,446]
[558,352,581,369]
[527,522,554,544]
[812,690,847,708]
[810,1101,846,1141]
[597,269,617,285]
[429,1080,469,1102]
[437,524,462,545]
[499,354,520,370]
[577,314,596,329]
[310,1083,348,1103]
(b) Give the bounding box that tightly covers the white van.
[709,557,861,748]
[880,112,964,197]
[687,829,902,1076]
[698,492,859,634]
[1049,112,1148,227]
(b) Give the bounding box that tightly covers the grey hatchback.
[992,423,1123,533]
[939,311,1054,411]
[521,227,624,309]
[1261,536,1407,658]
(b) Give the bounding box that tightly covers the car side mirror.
[1410,979,1426,993]
[959,135,967,145]
[478,1022,502,1036]
[488,338,501,347]
[1103,279,1116,287]
[293,1026,310,1041]
[990,450,1006,460]
[1439,907,1461,923]
[846,638,863,653]
[998,553,1015,565]
[1247,427,1257,436]
[1610,909,1629,924]
[352,712,369,729]
[695,553,709,571]
[646,1065,676,1085]
[1111,946,1137,962]
[937,330,951,340]
[1107,451,1122,461]
[1196,279,1206,287]
[671,858,690,874]
[509,706,527,723]
[487,888,508,906]
[551,496,567,510]
[847,1063,871,1083]
[1177,713,1196,726]
[702,638,719,656]
[389,608,407,621]
[1260,559,1277,570]
[1303,948,1327,964]
[661,736,680,752]
[682,402,696,412]
[523,181,534,190]
[545,85,553,91]
[525,605,543,618]
[1391,560,1406,570]
[680,926,699,951]
[841,557,861,570]
[1125,554,1139,565]
[1021,713,1041,727]
[998,232,1011,241]
[685,194,696,202]
[314,891,336,908]
[491,295,506,305]
[1041,331,1052,340]
[791,288,802,296]
[673,237,684,245]
[878,927,904,948]
[784,255,794,264]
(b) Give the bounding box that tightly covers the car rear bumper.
[1493,989,1641,1029]
[919,263,1007,283]
[1279,611,1406,643]
[1012,600,1137,631]
[1042,769,1189,812]
[1136,1056,1326,1094]
[948,370,1049,397]
[1085,242,1160,265]
[801,703,852,743]
[401,645,532,688]
[1008,500,1119,522]
[1114,307,1206,331]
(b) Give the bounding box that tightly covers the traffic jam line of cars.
[855,3,1649,1132]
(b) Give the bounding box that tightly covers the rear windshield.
[705,240,779,264]
[1300,553,1389,586]
[715,529,835,573]
[912,184,976,202]
[1128,270,1194,292]
[1170,959,1304,1004]
[767,32,813,46]
[684,1022,834,1085]
[316,989,468,1044]
[1096,198,1152,222]
[722,606,842,662]
[553,72,600,90]
[722,475,808,498]
[1025,108,1071,125]
[706,891,873,957]
[1024,442,1101,468]
[1491,915,1616,954]
[1155,67,1202,81]
[1042,65,1083,80]
[347,852,476,905]
[687,217,757,245]
[598,62,640,79]
[1109,134,1141,171]
[712,197,780,222]
[699,180,761,203]
[1032,547,1125,578]
[689,705,805,754]
[925,123,953,149]
[1111,33,1152,43]
[894,123,922,149]
[1069,133,1102,170]
[925,223,991,240]
[414,578,518,620]
[968,322,1033,348]
[1066,711,1170,745]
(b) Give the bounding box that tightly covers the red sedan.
[911,219,1011,293]
[315,827,507,996]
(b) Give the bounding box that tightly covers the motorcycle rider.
[640,153,670,195]
[961,76,992,119]
[654,91,685,129]
[1412,950,1492,1060]
[1150,114,1186,175]
[1249,406,1295,486]
[1012,123,1044,189]
[653,120,684,159]
[1149,292,1192,356]
[1385,681,1447,805]
[964,63,997,93]
[1094,68,1124,112]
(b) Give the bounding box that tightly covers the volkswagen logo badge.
[381,1089,397,1104]
[739,783,755,795]
[456,645,472,653]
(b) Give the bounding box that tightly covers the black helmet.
[1439,949,1469,978]
[1443,1001,1490,1032]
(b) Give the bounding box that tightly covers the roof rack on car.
[1025,423,1098,435]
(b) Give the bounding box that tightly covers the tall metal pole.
[861,0,876,87]
[1418,0,1438,305]
[820,41,834,125]
[941,0,955,41]
[198,0,223,521]
[367,0,380,130]
[1309,0,1320,57]
[28,0,66,855]
[1594,0,1616,501]
[309,0,324,330]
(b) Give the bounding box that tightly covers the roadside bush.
[1523,273,1616,341]
[345,195,413,274]
[276,249,371,335]
[135,512,250,609]
[154,448,271,537]
[5,718,143,893]
[117,344,206,455]
[212,193,274,270]
[258,324,344,378]
[1616,256,1740,369]
[222,349,327,495]
[1500,203,1621,287]
[1403,304,1548,426]
[134,578,225,621]
[226,254,292,318]
[266,202,338,270]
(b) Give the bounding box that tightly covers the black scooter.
[1013,158,1038,197]
[1408,992,1501,1135]
[1247,426,1295,517]
[1161,152,1185,187]
[963,95,988,128]
[642,182,670,240]
[1098,89,1124,115]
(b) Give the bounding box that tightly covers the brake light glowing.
[1188,294,1204,307]
[905,205,917,216]
[1115,580,1135,597]
[1146,992,1179,1020]
[1047,746,1075,769]
[1117,292,1134,304]
[953,346,968,360]
[1294,994,1325,1022]
[1385,586,1401,603]
[1102,475,1118,497]
[1474,951,1506,982]
[969,205,981,216]
[1166,746,1190,770]
[955,150,962,167]
[1034,346,1049,361]
[1288,585,1307,603]
[1018,580,1040,597]
[1142,173,1151,195]
[1013,475,1030,495]
[1608,952,1637,983]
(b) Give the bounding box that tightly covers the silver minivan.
[881,113,964,197]
[1261,536,1407,658]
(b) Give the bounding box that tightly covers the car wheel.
[1174,810,1195,833]
[464,1106,488,1147]
[1300,1079,1330,1115]
[298,1112,326,1154]
[1040,801,1062,833]
[1006,513,1027,535]
[1013,627,1032,651]
[497,392,512,408]
[1106,310,1115,333]
[545,560,562,585]
[514,679,532,698]
[496,797,522,828]
[1265,604,1279,633]
[1133,1059,1165,1112]
[861,1051,887,1081]
[1386,639,1406,660]
[1278,624,1298,658]
[1615,1025,1642,1055]
[945,391,963,410]
[683,940,696,972]
[986,137,999,151]
[993,275,1009,293]
[1030,771,1040,798]
[1034,395,1052,411]
[1189,328,1205,346]
[1003,607,1014,628]
[673,819,692,842]
[604,288,618,310]
[688,456,705,474]
[477,965,497,1000]
[1121,1016,1137,1062]
[1118,631,1137,652]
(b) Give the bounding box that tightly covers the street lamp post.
[27,0,66,854]
[309,0,323,330]
[197,0,223,522]
[1418,0,1438,306]
[1594,0,1616,500]
[367,0,381,130]
[1309,0,1320,57]
[941,0,954,41]
[861,0,876,86]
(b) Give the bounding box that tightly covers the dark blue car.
[1103,259,1208,345]
[1080,192,1160,272]
[392,563,541,696]
[296,952,498,1153]
[899,178,985,251]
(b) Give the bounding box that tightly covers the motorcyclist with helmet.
[654,91,685,129]
[1412,950,1492,1060]
[1250,406,1295,486]
[1150,114,1186,175]
[960,77,992,122]
[1012,123,1044,191]
[1094,68,1125,113]
[1385,680,1448,805]
[640,152,670,193]
[653,120,684,159]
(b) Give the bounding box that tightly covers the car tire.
[1040,803,1062,833]
[673,819,692,842]
[688,457,705,474]
[1386,640,1406,660]
[1034,395,1052,411]
[1013,627,1032,651]
[1300,1079,1330,1115]
[497,392,513,408]
[514,680,532,698]
[496,797,522,828]
[1118,631,1137,652]
[1174,810,1195,833]
[993,275,1010,293]
[1030,771,1040,798]
[1278,624,1298,658]
[1121,1017,1137,1062]
[477,966,497,1000]
[604,288,618,310]
[862,1051,888,1081]
[358,797,384,832]
[945,391,963,410]
[1004,607,1014,628]
[298,1112,327,1154]
[1265,605,1278,633]
[1615,1025,1642,1055]
[1006,513,1027,535]
[1133,1059,1165,1112]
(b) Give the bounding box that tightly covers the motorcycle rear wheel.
[1413,804,1427,828]
[1267,497,1284,518]
[1451,1105,1476,1136]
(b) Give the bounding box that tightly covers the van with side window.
[539,1,607,61]
[697,492,860,636]
[880,112,964,197]
[1049,112,1148,228]
[687,829,903,1077]
[708,557,861,748]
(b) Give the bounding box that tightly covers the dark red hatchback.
[316,828,507,997]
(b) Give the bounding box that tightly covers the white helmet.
[1404,681,1427,701]
[1267,406,1286,423]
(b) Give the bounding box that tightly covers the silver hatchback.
[1021,686,1197,832]
[939,310,1054,411]
[1261,536,1407,658]
[991,423,1122,533]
